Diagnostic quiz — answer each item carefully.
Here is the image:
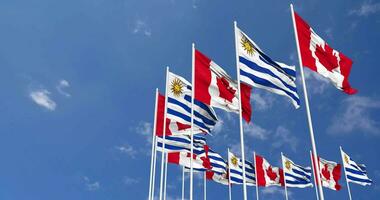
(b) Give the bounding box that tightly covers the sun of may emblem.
[170,78,184,97]
[241,35,255,56]
[344,155,349,164]
[285,160,292,170]
[231,156,238,167]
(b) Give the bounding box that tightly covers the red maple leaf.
[266,166,278,181]
[321,164,331,180]
[315,43,339,72]
[216,77,236,103]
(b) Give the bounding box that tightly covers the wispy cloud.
[123,176,139,185]
[328,96,380,135]
[349,1,380,16]
[29,89,57,111]
[132,19,152,37]
[252,91,276,111]
[261,187,292,198]
[83,176,100,191]
[136,121,153,143]
[302,69,330,94]
[272,126,299,152]
[244,123,270,140]
[56,79,71,97]
[115,144,137,158]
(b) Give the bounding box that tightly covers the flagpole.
[190,42,195,200]
[340,146,353,200]
[281,153,289,200]
[228,148,232,200]
[149,88,159,200]
[254,151,259,200]
[164,155,168,200]
[159,67,170,200]
[310,151,320,200]
[290,4,324,200]
[204,172,207,200]
[233,20,248,200]
[182,166,185,200]
[152,135,158,200]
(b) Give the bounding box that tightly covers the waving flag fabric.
[282,154,313,188]
[194,49,252,122]
[236,27,300,108]
[341,149,372,186]
[255,154,284,187]
[294,12,357,94]
[317,157,342,191]
[156,135,206,154]
[167,72,218,134]
[228,151,256,186]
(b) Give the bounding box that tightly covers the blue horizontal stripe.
[239,56,297,93]
[347,175,372,184]
[240,69,300,105]
[346,168,367,176]
[292,168,311,178]
[285,172,311,181]
[184,95,217,121]
[286,178,312,185]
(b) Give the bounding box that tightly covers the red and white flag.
[255,154,284,187]
[194,49,252,122]
[155,93,195,136]
[318,157,342,191]
[294,12,357,95]
[168,151,206,170]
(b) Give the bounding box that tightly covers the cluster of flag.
[147,4,371,200]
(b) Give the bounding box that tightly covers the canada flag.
[155,93,195,136]
[194,49,252,122]
[294,12,357,95]
[255,154,284,187]
[311,155,342,191]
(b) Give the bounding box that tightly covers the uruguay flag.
[282,154,313,188]
[167,72,218,134]
[228,151,256,186]
[156,135,206,154]
[235,26,300,108]
[340,148,373,186]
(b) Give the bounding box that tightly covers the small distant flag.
[282,154,313,188]
[317,157,342,191]
[255,154,284,187]
[166,72,218,134]
[194,49,252,122]
[235,26,300,108]
[228,151,256,186]
[293,12,357,94]
[340,148,372,186]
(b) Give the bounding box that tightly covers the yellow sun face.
[241,35,255,56]
[231,156,238,167]
[170,78,184,97]
[344,155,349,164]
[285,160,292,170]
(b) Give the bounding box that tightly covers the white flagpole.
[190,42,195,200]
[228,148,232,200]
[310,151,320,200]
[233,20,248,200]
[204,172,207,200]
[290,4,324,200]
[281,153,289,200]
[182,166,185,200]
[254,151,259,200]
[340,146,353,200]
[159,67,170,200]
[151,135,158,200]
[149,89,159,200]
[164,155,168,200]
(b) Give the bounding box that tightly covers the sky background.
[1,0,380,199]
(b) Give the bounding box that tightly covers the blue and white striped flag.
[228,151,256,186]
[156,135,206,154]
[341,148,372,186]
[167,72,218,134]
[235,27,300,108]
[282,154,313,188]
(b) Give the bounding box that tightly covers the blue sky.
[1,0,380,199]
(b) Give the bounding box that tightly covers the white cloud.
[261,187,292,198]
[212,119,224,135]
[29,89,57,111]
[123,176,139,185]
[271,126,298,152]
[83,176,100,191]
[324,28,333,40]
[132,19,152,37]
[244,123,270,140]
[349,1,380,16]
[56,79,71,97]
[328,96,380,135]
[252,91,275,111]
[302,69,330,94]
[115,144,137,158]
[136,121,153,143]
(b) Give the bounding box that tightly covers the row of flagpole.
[147,4,363,200]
